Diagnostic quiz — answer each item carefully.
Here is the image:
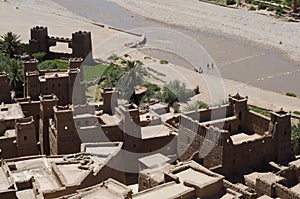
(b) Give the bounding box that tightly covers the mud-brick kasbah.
[0,26,300,199]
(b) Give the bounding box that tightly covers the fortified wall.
[29,26,92,61]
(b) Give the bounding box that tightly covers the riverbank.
[110,0,300,62]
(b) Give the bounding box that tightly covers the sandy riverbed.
[110,0,300,62]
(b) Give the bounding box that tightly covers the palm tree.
[5,59,23,96]
[0,32,22,58]
[117,60,147,101]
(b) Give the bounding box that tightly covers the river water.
[54,0,300,96]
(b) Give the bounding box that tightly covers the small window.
[239,112,242,120]
[24,136,27,141]
[238,125,242,131]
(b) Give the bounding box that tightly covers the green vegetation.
[160,60,169,65]
[117,60,148,100]
[160,80,194,104]
[258,2,267,9]
[173,102,181,113]
[292,124,300,155]
[0,53,23,96]
[248,105,271,118]
[107,54,118,62]
[267,6,275,11]
[293,111,300,115]
[184,100,209,112]
[83,64,110,82]
[38,59,69,70]
[142,82,161,102]
[101,67,124,88]
[0,32,23,58]
[249,5,257,10]
[226,0,236,5]
[32,52,46,63]
[275,6,283,16]
[286,92,297,97]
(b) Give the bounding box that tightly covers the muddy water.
[54,0,300,96]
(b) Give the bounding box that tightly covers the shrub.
[267,6,275,11]
[275,6,283,16]
[286,92,297,97]
[108,54,118,62]
[258,3,267,10]
[248,106,271,118]
[184,100,208,112]
[293,111,300,115]
[245,0,252,3]
[292,124,300,155]
[124,54,130,58]
[160,60,168,64]
[226,0,236,5]
[32,52,46,63]
[173,102,180,113]
[249,6,257,10]
[38,59,69,70]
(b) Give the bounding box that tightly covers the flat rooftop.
[231,133,262,145]
[291,183,300,195]
[175,168,218,188]
[244,172,285,185]
[99,114,120,126]
[8,157,64,192]
[68,179,132,199]
[141,124,173,140]
[139,153,170,169]
[0,104,24,121]
[133,182,195,199]
[2,129,16,138]
[0,168,10,191]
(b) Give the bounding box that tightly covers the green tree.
[292,124,300,155]
[184,100,208,112]
[5,59,23,96]
[118,60,147,100]
[0,53,11,72]
[103,67,124,88]
[0,32,22,58]
[163,80,194,103]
